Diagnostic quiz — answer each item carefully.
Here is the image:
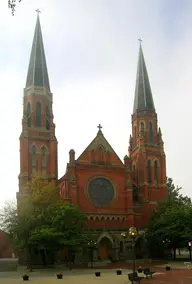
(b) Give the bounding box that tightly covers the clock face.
[88,178,115,207]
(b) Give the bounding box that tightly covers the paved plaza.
[0,268,192,284]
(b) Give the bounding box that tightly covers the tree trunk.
[50,250,55,265]
[40,249,47,267]
[26,247,33,272]
[173,248,176,260]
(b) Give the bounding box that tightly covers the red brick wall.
[0,231,14,258]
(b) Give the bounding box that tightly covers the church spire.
[25,13,50,92]
[133,42,155,114]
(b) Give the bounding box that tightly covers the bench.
[128,272,144,283]
[143,268,155,278]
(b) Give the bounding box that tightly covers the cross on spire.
[97,124,102,131]
[138,38,142,44]
[35,9,41,14]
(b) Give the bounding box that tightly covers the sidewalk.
[155,261,192,269]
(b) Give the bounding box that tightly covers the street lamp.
[88,240,97,268]
[121,227,140,273]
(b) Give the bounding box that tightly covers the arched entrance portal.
[98,237,112,260]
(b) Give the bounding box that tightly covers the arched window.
[147,159,151,184]
[41,146,47,174]
[133,164,136,180]
[27,103,31,127]
[98,145,104,164]
[46,106,50,130]
[36,102,41,127]
[31,145,36,173]
[134,126,137,146]
[140,122,144,132]
[149,121,153,144]
[154,160,158,184]
[120,241,123,253]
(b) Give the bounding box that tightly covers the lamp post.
[88,240,97,268]
[121,227,141,273]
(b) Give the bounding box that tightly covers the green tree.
[0,176,89,268]
[148,204,192,259]
[147,177,192,259]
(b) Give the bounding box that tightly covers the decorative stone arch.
[146,158,152,166]
[132,162,136,170]
[30,143,37,151]
[116,216,120,221]
[105,216,110,221]
[97,232,114,246]
[96,144,106,152]
[88,215,94,220]
[40,145,49,154]
[100,216,105,221]
[122,216,126,221]
[139,120,145,131]
[152,158,159,166]
[95,216,99,221]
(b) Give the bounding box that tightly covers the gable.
[77,129,124,167]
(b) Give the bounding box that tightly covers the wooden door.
[99,245,108,260]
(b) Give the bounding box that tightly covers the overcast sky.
[0,0,191,207]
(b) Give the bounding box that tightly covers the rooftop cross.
[138,38,142,44]
[35,9,41,14]
[97,124,102,131]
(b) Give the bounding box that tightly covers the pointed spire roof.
[25,14,50,92]
[133,42,155,114]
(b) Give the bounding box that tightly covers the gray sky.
[0,0,191,207]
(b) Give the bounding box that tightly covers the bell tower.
[129,42,167,224]
[18,13,58,197]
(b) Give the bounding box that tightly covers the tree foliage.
[0,176,89,266]
[147,177,192,259]
[8,0,22,15]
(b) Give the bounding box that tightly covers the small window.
[147,159,151,184]
[36,102,41,127]
[149,121,153,143]
[154,160,158,184]
[98,145,104,163]
[41,146,47,174]
[140,122,144,132]
[27,103,31,127]
[31,145,36,173]
[133,164,136,180]
[46,106,50,130]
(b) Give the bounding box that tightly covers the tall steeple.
[133,42,155,114]
[25,13,50,92]
[129,42,167,225]
[18,12,58,199]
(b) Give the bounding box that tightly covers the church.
[18,14,167,261]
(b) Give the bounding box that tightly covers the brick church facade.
[18,15,167,261]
